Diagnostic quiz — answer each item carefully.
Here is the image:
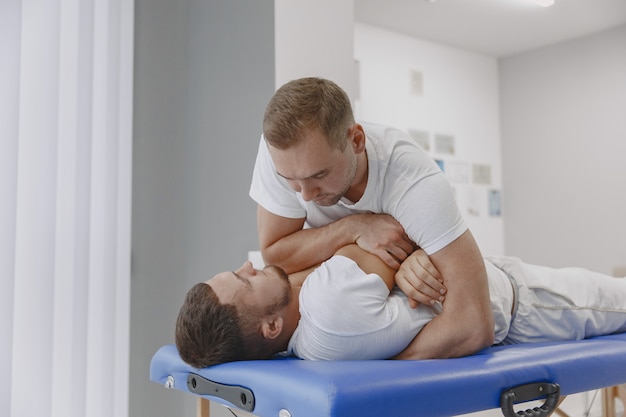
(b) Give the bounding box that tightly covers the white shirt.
[287,256,514,360]
[250,122,466,254]
[288,255,438,360]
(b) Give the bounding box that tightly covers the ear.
[350,124,366,154]
[261,315,284,340]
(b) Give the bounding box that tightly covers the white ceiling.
[354,0,626,57]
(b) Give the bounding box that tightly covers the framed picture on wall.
[408,129,430,151]
[488,189,501,217]
[434,133,455,155]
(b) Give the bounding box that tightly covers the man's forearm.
[393,308,493,359]
[261,217,355,273]
[260,210,415,273]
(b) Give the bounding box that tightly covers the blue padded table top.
[150,333,626,417]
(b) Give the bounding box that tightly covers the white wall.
[354,23,505,257]
[500,24,626,274]
[274,0,357,95]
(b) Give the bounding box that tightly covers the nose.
[235,261,256,276]
[299,182,319,202]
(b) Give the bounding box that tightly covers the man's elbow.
[259,246,277,266]
[260,245,296,273]
[467,317,495,353]
[475,329,495,351]
[259,238,285,264]
[453,331,493,359]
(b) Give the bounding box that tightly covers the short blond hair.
[263,77,355,151]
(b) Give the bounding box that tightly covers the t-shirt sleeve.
[396,172,467,255]
[373,127,467,255]
[249,135,307,219]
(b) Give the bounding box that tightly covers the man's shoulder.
[303,255,366,290]
[360,121,403,140]
[360,121,427,157]
[301,255,388,300]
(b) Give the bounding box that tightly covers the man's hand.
[395,249,446,308]
[352,214,416,270]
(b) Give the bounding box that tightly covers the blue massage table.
[150,332,626,417]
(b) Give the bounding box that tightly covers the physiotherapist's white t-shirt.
[250,122,466,254]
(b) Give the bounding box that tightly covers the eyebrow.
[275,169,328,181]
[231,271,252,288]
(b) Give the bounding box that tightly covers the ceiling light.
[528,0,555,7]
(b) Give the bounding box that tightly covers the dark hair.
[175,283,247,368]
[263,77,355,151]
[175,282,283,368]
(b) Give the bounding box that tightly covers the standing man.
[250,77,493,359]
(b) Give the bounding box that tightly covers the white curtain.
[0,1,133,417]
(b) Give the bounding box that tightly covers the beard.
[313,192,344,206]
[313,154,359,206]
[262,265,292,314]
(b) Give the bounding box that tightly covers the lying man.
[175,245,626,367]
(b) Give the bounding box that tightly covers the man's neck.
[288,265,318,287]
[344,149,368,204]
[276,285,302,351]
